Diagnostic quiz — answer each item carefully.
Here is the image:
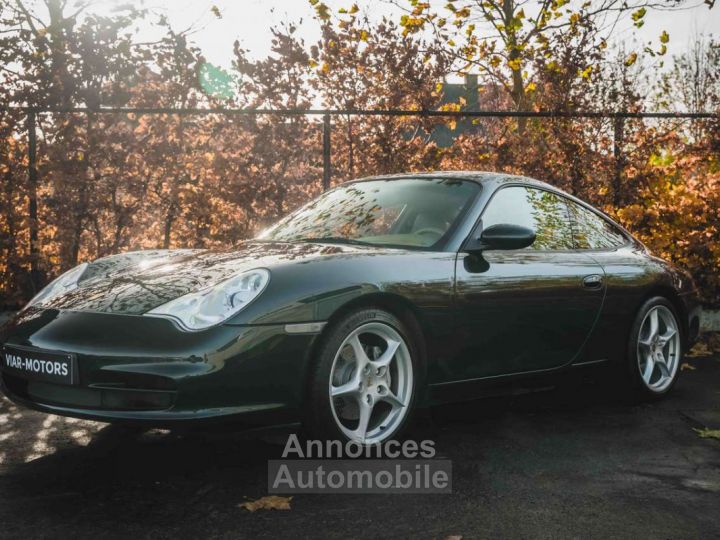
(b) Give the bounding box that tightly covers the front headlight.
[145,268,270,331]
[26,262,88,309]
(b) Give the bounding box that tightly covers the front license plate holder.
[1,345,78,386]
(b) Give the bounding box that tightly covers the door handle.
[582,274,603,289]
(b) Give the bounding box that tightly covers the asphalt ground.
[0,351,718,539]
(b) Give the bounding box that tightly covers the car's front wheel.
[626,296,683,399]
[304,308,419,445]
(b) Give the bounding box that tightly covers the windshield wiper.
[296,236,374,246]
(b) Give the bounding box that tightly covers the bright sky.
[112,0,719,71]
[8,0,710,84]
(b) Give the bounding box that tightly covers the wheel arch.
[303,292,430,402]
[640,285,690,348]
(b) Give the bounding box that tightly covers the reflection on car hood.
[38,241,353,315]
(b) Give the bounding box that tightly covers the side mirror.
[465,223,536,253]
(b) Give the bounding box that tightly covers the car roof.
[346,171,556,191]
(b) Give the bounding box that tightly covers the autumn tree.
[307,10,452,177]
[0,0,719,309]
[233,23,321,221]
[394,0,677,130]
[1,0,145,294]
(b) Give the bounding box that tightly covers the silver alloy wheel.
[637,305,681,393]
[328,322,413,444]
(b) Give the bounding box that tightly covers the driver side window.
[482,186,574,250]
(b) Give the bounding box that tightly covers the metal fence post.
[26,109,40,292]
[322,113,331,190]
[613,115,625,207]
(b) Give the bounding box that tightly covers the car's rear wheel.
[626,297,683,399]
[304,308,419,445]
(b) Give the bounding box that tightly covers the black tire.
[303,307,422,445]
[624,296,683,401]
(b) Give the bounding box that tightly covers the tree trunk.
[3,163,17,281]
[162,106,190,249]
[70,114,94,265]
[163,201,176,249]
[26,111,40,292]
[503,0,527,134]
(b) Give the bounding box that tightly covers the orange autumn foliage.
[0,2,718,307]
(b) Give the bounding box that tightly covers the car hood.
[35,241,358,315]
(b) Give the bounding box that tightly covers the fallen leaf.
[680,363,696,371]
[687,342,711,357]
[694,428,720,440]
[239,496,292,512]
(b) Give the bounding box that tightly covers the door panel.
[448,250,605,381]
[442,185,606,383]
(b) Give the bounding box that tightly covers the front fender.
[225,250,456,326]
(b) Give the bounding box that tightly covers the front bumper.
[0,308,321,425]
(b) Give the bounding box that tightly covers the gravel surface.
[0,353,718,539]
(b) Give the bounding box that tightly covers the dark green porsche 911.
[0,172,701,444]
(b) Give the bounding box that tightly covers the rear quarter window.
[565,200,627,250]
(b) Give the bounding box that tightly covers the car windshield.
[258,178,481,249]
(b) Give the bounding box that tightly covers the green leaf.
[631,7,646,21]
[632,7,646,28]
